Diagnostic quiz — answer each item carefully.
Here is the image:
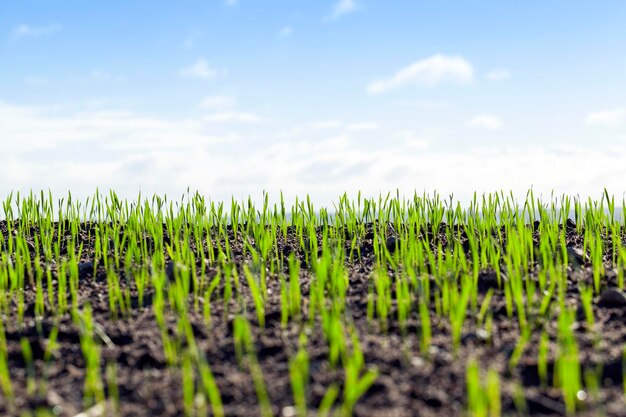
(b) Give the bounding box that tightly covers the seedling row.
[0,190,625,416]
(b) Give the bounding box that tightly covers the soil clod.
[477,270,502,293]
[385,236,399,253]
[566,246,586,267]
[598,288,626,308]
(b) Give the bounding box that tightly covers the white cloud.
[1,100,625,210]
[305,120,378,131]
[485,68,511,82]
[467,114,504,130]
[584,108,626,127]
[0,101,200,153]
[200,95,238,110]
[394,100,449,110]
[0,101,252,198]
[366,54,474,94]
[203,111,262,123]
[179,59,224,80]
[13,23,62,38]
[277,26,293,37]
[326,0,359,21]
[396,130,431,151]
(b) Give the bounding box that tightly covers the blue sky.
[1,0,626,205]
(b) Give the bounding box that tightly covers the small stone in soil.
[410,356,425,367]
[282,406,297,417]
[476,328,489,340]
[598,288,626,308]
[461,329,489,345]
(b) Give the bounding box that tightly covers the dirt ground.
[0,221,625,417]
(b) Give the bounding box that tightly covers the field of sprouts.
[0,190,625,417]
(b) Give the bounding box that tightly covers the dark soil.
[0,221,625,417]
